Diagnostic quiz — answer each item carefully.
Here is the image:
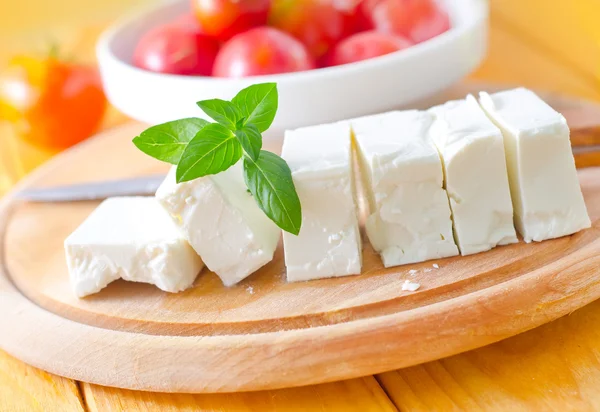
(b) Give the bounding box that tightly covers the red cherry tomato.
[269,0,356,59]
[359,0,450,43]
[172,13,204,31]
[191,0,271,41]
[409,7,450,43]
[133,23,220,76]
[0,55,107,150]
[213,27,315,77]
[325,30,413,66]
[351,0,376,32]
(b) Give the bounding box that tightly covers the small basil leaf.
[231,83,278,133]
[234,124,262,161]
[176,123,242,183]
[132,118,209,164]
[243,151,302,235]
[196,99,241,130]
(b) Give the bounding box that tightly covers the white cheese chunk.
[156,162,280,286]
[479,88,591,242]
[351,111,458,267]
[401,280,421,292]
[429,96,518,255]
[64,197,203,298]
[282,121,362,281]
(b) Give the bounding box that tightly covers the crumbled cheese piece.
[64,197,203,298]
[156,163,280,286]
[402,280,421,292]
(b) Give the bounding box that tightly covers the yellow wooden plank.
[576,1,600,51]
[0,350,84,412]
[488,0,600,85]
[471,17,600,101]
[82,376,397,412]
[0,0,150,34]
[377,298,600,411]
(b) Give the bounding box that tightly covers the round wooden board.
[2,84,600,393]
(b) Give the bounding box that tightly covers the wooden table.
[2,1,600,410]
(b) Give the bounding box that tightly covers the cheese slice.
[64,197,203,298]
[351,110,458,267]
[281,121,362,281]
[156,162,280,286]
[479,88,591,242]
[429,95,518,255]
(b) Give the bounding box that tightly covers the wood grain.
[471,20,600,102]
[377,297,600,412]
[0,350,84,412]
[1,89,600,392]
[488,0,600,85]
[82,377,397,412]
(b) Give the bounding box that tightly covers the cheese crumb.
[402,280,421,292]
[432,264,439,269]
[246,286,255,295]
[408,269,418,276]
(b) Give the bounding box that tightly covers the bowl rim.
[96,0,489,85]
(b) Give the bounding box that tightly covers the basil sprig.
[132,83,302,235]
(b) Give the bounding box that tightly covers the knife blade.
[17,174,167,202]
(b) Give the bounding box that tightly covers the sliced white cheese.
[429,95,518,255]
[64,197,203,298]
[351,110,458,267]
[281,121,362,281]
[479,88,591,242]
[156,162,280,286]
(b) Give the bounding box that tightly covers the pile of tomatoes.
[133,0,450,78]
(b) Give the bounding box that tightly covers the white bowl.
[97,0,488,138]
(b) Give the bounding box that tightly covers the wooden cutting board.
[2,84,600,394]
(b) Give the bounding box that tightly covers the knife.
[15,144,600,203]
[17,174,167,202]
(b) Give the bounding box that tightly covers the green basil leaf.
[196,99,241,130]
[132,118,209,164]
[176,123,242,183]
[231,83,278,133]
[234,124,262,161]
[243,151,301,235]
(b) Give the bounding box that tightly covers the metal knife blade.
[17,174,167,202]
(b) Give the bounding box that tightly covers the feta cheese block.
[351,111,458,267]
[429,95,518,255]
[156,162,280,286]
[479,88,591,242]
[281,121,362,281]
[64,197,203,298]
